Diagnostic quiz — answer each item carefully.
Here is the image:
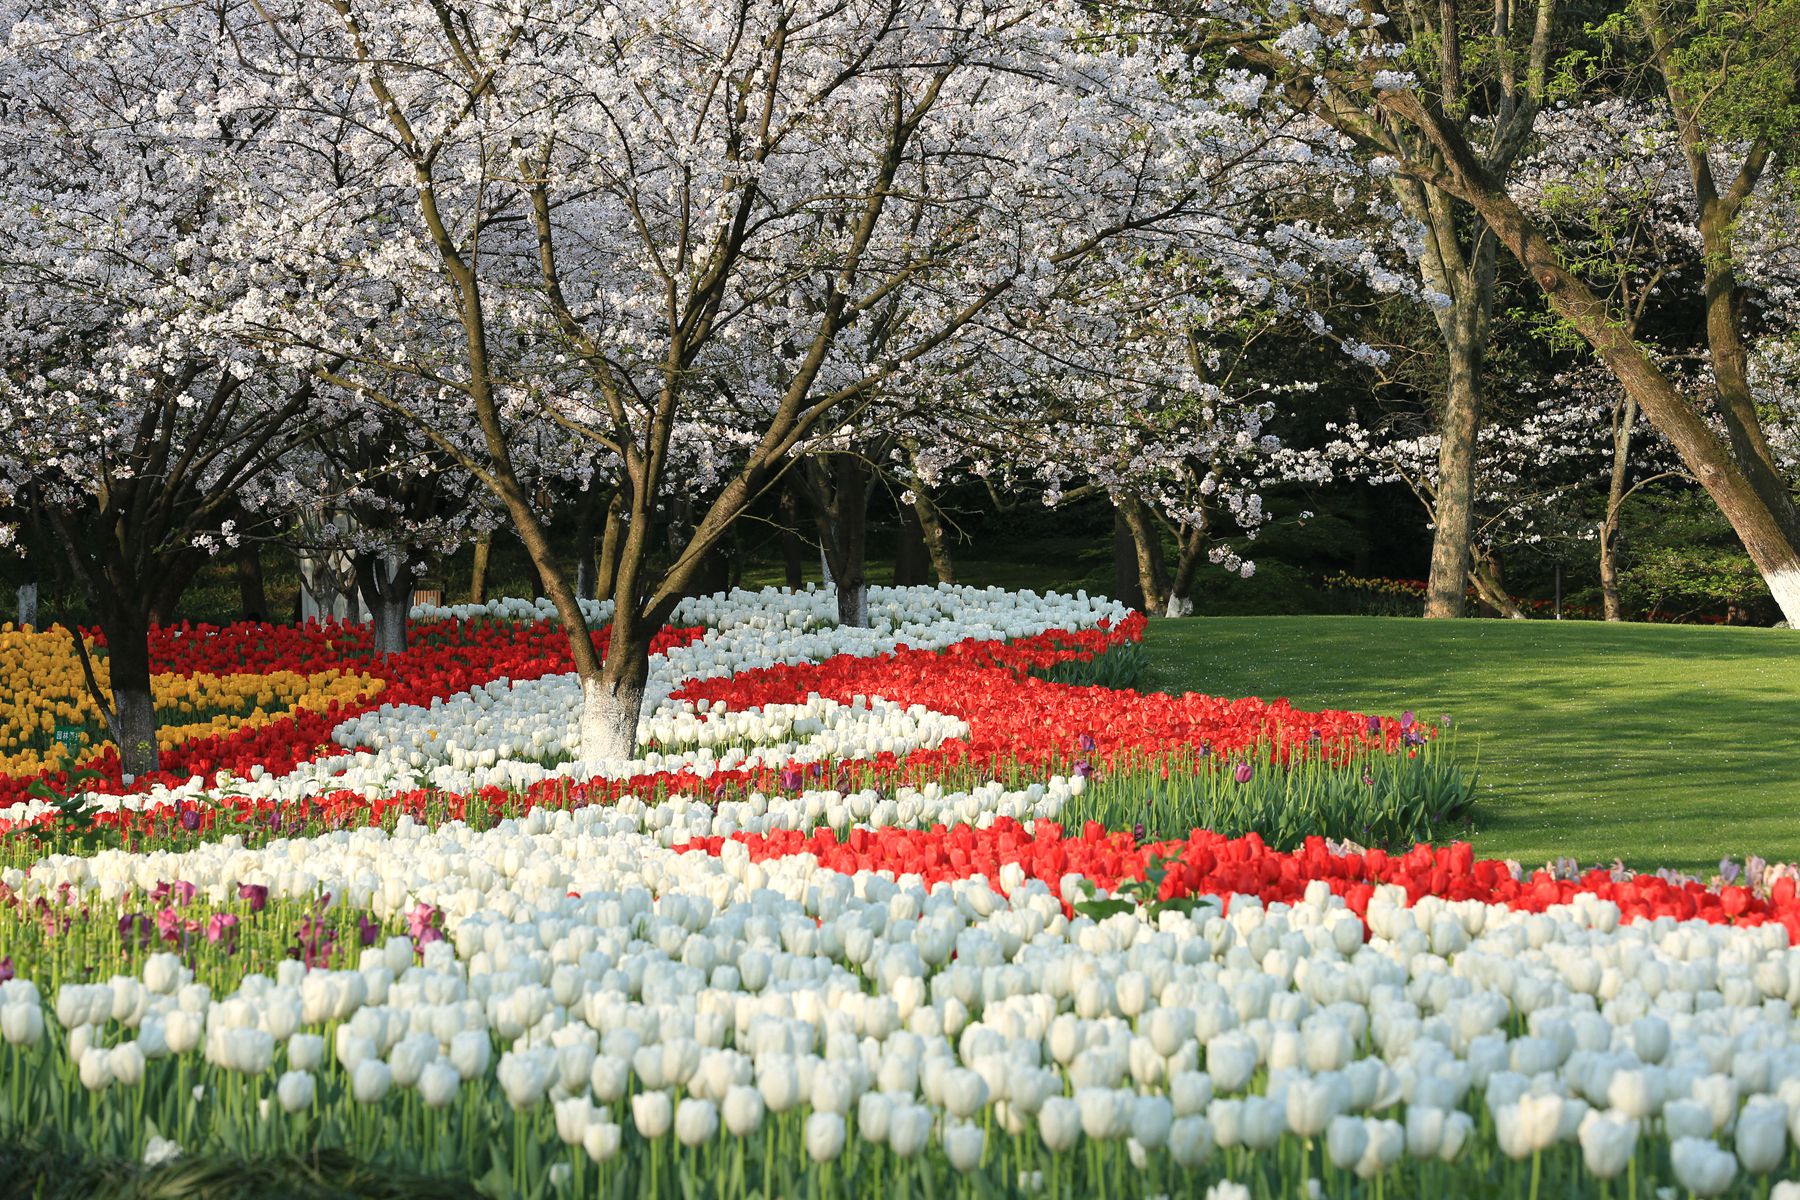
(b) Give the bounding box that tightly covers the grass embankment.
[1143,615,1800,875]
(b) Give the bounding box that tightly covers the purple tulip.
[1720,858,1741,886]
[171,881,197,906]
[1072,761,1092,780]
[357,913,382,947]
[238,883,269,913]
[1399,711,1416,732]
[0,956,13,983]
[1361,771,1374,787]
[206,912,240,952]
[1233,761,1253,784]
[1132,823,1146,844]
[1077,733,1097,754]
[180,807,201,832]
[778,766,803,792]
[407,903,444,945]
[149,881,171,904]
[1365,715,1382,738]
[1748,855,1768,890]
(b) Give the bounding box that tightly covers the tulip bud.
[411,1058,457,1108]
[583,1122,622,1163]
[1326,1115,1367,1170]
[1737,1096,1788,1175]
[2,1003,44,1047]
[109,1042,146,1088]
[277,1070,316,1114]
[943,1122,984,1173]
[722,1084,765,1137]
[889,1104,933,1159]
[1671,1136,1738,1198]
[449,1030,491,1081]
[676,1097,719,1148]
[793,1110,843,1165]
[78,1048,113,1092]
[632,1090,673,1140]
[1039,1096,1081,1153]
[352,1059,393,1105]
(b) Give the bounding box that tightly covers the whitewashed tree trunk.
[1768,571,1800,627]
[579,676,643,762]
[837,581,869,628]
[113,685,157,783]
[17,583,38,630]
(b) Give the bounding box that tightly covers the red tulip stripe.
[676,820,1800,941]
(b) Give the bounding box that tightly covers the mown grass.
[1141,614,1800,875]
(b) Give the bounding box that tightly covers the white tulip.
[2,1003,44,1047]
[1039,1097,1081,1153]
[277,1070,316,1114]
[943,1122,985,1173]
[419,1061,461,1109]
[583,1122,623,1163]
[632,1090,673,1140]
[352,1059,393,1105]
[805,1112,846,1163]
[676,1097,719,1148]
[723,1085,765,1137]
[888,1104,934,1159]
[1671,1136,1738,1198]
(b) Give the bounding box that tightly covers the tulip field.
[6,586,1800,1199]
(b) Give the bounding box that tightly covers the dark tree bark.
[468,531,492,604]
[1118,498,1170,616]
[893,503,931,587]
[779,487,807,590]
[800,453,874,627]
[235,543,269,624]
[353,551,412,658]
[1425,308,1487,618]
[1113,508,1146,610]
[595,493,626,602]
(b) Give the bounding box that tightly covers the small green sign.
[54,725,84,755]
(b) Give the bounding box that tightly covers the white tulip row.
[410,583,1132,646]
[2,584,1120,831]
[9,795,1800,1194]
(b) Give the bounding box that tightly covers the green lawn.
[1141,615,1800,875]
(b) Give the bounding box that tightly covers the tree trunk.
[104,611,159,780]
[1113,509,1146,610]
[1600,394,1637,622]
[354,552,411,658]
[1118,498,1170,616]
[579,646,647,763]
[1165,526,1206,618]
[17,583,38,631]
[595,493,625,602]
[468,532,492,604]
[779,487,806,590]
[910,484,956,585]
[1425,321,1484,619]
[893,504,930,587]
[805,454,873,628]
[235,544,268,624]
[1469,551,1526,619]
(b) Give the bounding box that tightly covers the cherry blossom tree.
[0,0,337,776]
[213,0,1350,756]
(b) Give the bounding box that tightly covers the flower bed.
[1,586,1790,1198]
